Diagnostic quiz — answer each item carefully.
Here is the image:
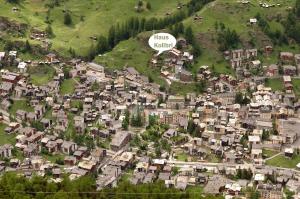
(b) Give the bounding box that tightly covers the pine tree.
[87,44,96,61]
[131,107,144,127]
[64,12,72,25]
[214,21,219,31]
[6,0,20,3]
[146,2,151,10]
[192,42,202,58]
[107,26,116,48]
[140,18,146,31]
[148,115,157,127]
[4,41,13,51]
[187,120,196,134]
[45,25,54,37]
[184,26,195,44]
[25,40,31,52]
[114,23,122,45]
[68,47,76,57]
[96,35,109,54]
[137,0,143,7]
[178,22,184,34]
[173,23,179,37]
[122,109,130,130]
[296,0,300,17]
[236,168,242,179]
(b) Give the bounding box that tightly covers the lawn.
[0,123,16,145]
[186,185,224,199]
[262,148,279,159]
[119,169,134,183]
[66,113,75,140]
[266,154,300,168]
[95,34,166,86]
[169,82,200,95]
[184,0,294,35]
[60,78,77,95]
[265,78,283,91]
[0,0,189,56]
[186,185,204,198]
[292,79,300,97]
[207,153,222,163]
[28,65,56,86]
[9,100,34,116]
[261,44,300,65]
[44,108,53,120]
[71,100,83,109]
[42,153,65,163]
[176,152,188,161]
[194,49,235,75]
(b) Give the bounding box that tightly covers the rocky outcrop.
[0,16,28,33]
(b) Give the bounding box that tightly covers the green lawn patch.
[9,100,34,116]
[28,65,56,86]
[207,153,222,163]
[266,154,300,168]
[194,49,235,76]
[119,169,134,183]
[184,0,293,36]
[0,123,16,145]
[176,153,188,161]
[186,185,204,197]
[95,35,166,86]
[42,153,65,163]
[262,148,279,159]
[71,100,81,107]
[265,78,283,91]
[169,82,200,95]
[60,79,77,95]
[292,79,300,97]
[44,108,53,120]
[65,113,75,140]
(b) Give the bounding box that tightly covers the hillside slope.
[93,0,300,88]
[183,0,298,74]
[0,0,189,55]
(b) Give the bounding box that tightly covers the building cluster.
[1,44,300,199]
[151,38,194,83]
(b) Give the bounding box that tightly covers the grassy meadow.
[0,0,189,56]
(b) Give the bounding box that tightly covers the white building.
[18,62,27,73]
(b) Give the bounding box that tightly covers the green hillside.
[0,0,189,56]
[93,0,299,79]
[1,0,300,89]
[183,0,297,73]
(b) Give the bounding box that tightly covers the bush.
[64,12,72,25]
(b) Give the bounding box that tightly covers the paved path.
[264,152,283,161]
[166,160,300,174]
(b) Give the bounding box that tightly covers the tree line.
[255,0,300,46]
[284,0,300,44]
[0,172,223,199]
[215,21,240,51]
[255,13,288,46]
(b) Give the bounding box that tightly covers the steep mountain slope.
[0,0,189,55]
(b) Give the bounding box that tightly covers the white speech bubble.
[148,33,177,55]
